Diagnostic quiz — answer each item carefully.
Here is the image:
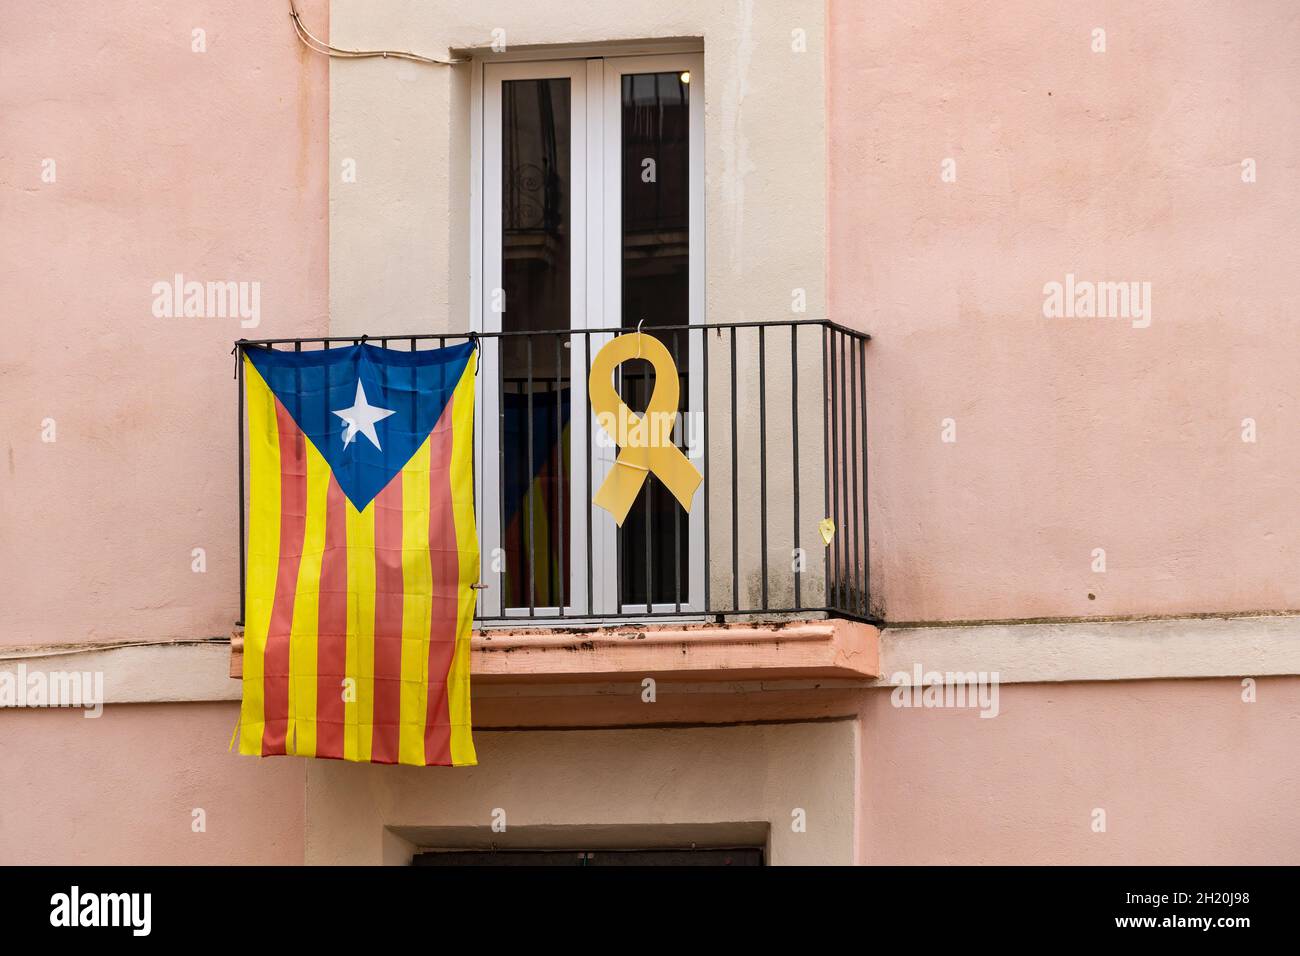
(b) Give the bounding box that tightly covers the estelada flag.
[238,341,478,766]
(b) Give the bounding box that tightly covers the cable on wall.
[288,1,465,66]
[0,637,230,663]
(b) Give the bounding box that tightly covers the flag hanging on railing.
[238,341,478,766]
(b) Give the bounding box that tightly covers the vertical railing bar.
[615,363,626,616]
[730,326,739,612]
[584,331,593,617]
[758,324,768,611]
[829,328,841,612]
[472,335,481,621]
[790,325,801,610]
[859,336,870,618]
[555,332,566,616]
[672,327,682,614]
[850,332,861,617]
[615,358,622,619]
[497,337,507,615]
[837,330,849,613]
[642,343,652,611]
[526,335,536,616]
[644,478,653,615]
[822,325,831,612]
[701,327,711,617]
[236,344,245,627]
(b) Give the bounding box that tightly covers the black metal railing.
[234,319,872,627]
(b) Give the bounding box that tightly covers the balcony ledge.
[471,618,879,683]
[230,618,879,684]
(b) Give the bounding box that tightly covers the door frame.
[598,53,705,616]
[472,51,705,620]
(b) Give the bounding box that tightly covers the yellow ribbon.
[588,332,703,526]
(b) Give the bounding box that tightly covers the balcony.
[231,320,878,686]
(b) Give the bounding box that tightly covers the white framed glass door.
[597,54,705,616]
[479,60,588,619]
[475,52,704,620]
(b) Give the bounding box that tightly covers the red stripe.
[263,400,306,756]
[424,397,459,766]
[370,473,405,764]
[315,475,348,759]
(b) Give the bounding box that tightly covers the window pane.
[501,78,571,609]
[618,71,690,608]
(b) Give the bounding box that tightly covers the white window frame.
[472,51,705,621]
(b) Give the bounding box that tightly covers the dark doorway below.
[413,847,763,866]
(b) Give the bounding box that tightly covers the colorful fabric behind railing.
[502,387,571,608]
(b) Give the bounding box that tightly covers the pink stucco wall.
[0,1,329,647]
[858,676,1300,864]
[0,703,304,864]
[829,1,1300,623]
[0,1,322,864]
[1,1,1294,867]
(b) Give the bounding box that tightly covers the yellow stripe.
[448,355,480,767]
[345,499,375,762]
[240,358,278,756]
[398,437,434,765]
[286,437,328,758]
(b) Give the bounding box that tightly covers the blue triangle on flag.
[245,341,474,511]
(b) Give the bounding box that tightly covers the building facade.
[2,1,1297,865]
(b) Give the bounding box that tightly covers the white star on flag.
[333,379,396,450]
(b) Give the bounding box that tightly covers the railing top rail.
[233,318,871,350]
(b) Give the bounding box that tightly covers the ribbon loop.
[588,332,703,526]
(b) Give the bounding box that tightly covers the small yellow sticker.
[818,518,836,545]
